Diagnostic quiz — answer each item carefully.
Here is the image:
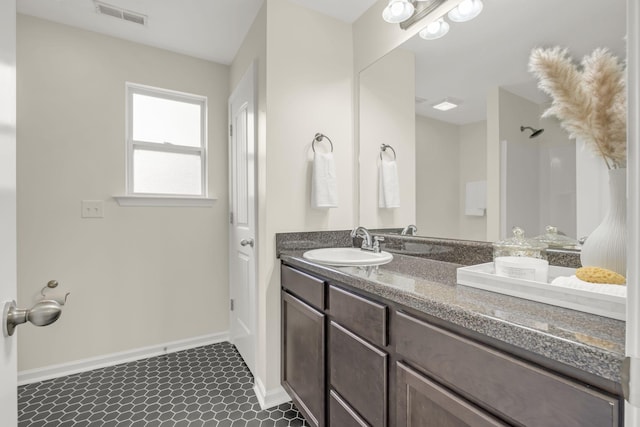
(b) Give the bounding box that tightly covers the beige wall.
[260,0,354,392]
[458,121,487,240]
[359,48,415,229]
[415,116,458,237]
[17,15,230,371]
[415,117,487,240]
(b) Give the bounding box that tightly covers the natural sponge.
[576,266,626,285]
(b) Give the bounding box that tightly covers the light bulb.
[458,0,473,15]
[419,18,449,40]
[448,0,483,22]
[382,0,415,24]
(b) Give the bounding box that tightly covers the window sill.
[113,195,217,207]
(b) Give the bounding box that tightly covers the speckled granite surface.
[276,231,582,268]
[279,251,625,386]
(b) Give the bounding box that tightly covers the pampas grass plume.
[529,47,626,169]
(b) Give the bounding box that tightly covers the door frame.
[626,0,640,425]
[0,0,17,425]
[228,61,258,375]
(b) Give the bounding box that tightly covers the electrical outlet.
[81,200,104,218]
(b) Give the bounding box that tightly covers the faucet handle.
[372,236,385,253]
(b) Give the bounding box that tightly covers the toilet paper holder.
[40,279,70,305]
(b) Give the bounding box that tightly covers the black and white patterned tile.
[18,342,308,427]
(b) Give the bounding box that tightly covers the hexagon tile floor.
[18,341,309,427]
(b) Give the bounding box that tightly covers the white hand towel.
[311,152,338,208]
[379,159,400,208]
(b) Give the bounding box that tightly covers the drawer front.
[330,321,388,427]
[397,362,509,427]
[329,285,387,347]
[281,265,325,310]
[330,390,370,427]
[395,311,619,427]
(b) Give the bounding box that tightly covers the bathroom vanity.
[279,238,625,427]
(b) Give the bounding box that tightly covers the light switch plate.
[81,200,104,218]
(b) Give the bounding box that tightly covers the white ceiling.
[289,0,378,23]
[16,0,627,126]
[16,0,377,65]
[17,0,266,64]
[401,0,627,125]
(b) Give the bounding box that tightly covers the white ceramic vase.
[580,168,627,275]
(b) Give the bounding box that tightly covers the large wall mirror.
[358,0,626,243]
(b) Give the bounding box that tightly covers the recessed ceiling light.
[432,100,459,111]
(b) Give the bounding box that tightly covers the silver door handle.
[240,238,254,248]
[3,299,62,337]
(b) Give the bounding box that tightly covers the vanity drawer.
[395,311,620,427]
[330,321,388,427]
[329,285,387,347]
[330,390,370,427]
[281,265,325,310]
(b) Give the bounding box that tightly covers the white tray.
[456,263,626,321]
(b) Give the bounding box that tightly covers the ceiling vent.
[94,1,147,26]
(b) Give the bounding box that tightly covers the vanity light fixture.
[419,18,450,40]
[448,0,483,22]
[383,0,484,42]
[432,100,458,111]
[382,0,415,24]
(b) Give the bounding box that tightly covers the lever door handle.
[240,238,254,248]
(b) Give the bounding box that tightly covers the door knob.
[240,238,254,248]
[3,299,63,337]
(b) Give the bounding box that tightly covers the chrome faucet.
[351,227,385,253]
[401,224,418,236]
[351,226,372,249]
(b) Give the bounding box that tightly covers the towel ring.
[312,133,333,153]
[380,144,397,160]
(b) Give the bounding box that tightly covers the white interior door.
[228,62,257,376]
[0,1,18,425]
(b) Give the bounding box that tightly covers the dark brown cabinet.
[396,362,509,427]
[329,321,388,427]
[282,291,325,427]
[395,311,620,427]
[280,263,623,427]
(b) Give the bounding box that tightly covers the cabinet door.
[282,291,325,427]
[397,362,510,427]
[330,321,387,427]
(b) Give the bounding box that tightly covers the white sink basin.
[302,247,393,267]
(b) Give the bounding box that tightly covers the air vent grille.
[95,1,147,26]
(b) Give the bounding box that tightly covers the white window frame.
[120,82,212,205]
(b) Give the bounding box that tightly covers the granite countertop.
[280,250,625,387]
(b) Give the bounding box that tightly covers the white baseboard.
[18,331,229,386]
[253,376,291,410]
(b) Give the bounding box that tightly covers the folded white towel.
[311,152,338,208]
[550,275,627,297]
[465,180,486,216]
[379,159,400,208]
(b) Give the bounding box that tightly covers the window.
[126,83,207,198]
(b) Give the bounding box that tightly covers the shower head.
[520,126,544,138]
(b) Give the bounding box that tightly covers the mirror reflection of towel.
[379,159,400,208]
[311,152,338,208]
[465,180,486,216]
